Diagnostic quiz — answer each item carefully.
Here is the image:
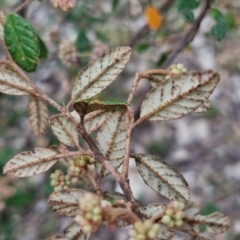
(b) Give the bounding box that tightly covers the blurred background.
[0,0,240,239]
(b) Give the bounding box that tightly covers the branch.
[128,0,174,48]
[162,0,211,68]
[78,117,137,206]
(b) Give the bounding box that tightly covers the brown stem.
[78,118,138,207]
[15,0,33,13]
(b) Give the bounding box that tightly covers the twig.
[162,0,211,68]
[128,0,174,48]
[15,0,33,13]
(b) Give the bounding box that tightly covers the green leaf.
[211,8,224,21]
[4,13,40,72]
[75,29,91,53]
[210,9,227,41]
[38,36,48,59]
[183,11,195,23]
[211,21,226,41]
[112,0,119,11]
[136,43,149,53]
[177,0,199,12]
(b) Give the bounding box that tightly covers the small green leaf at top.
[4,13,40,72]
[183,11,195,23]
[177,0,199,12]
[211,21,227,41]
[210,8,227,41]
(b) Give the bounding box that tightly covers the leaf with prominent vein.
[0,68,35,95]
[84,110,112,134]
[139,204,175,240]
[28,96,49,136]
[148,73,211,114]
[134,154,190,201]
[0,7,6,40]
[4,13,40,72]
[3,148,57,177]
[95,111,127,176]
[64,222,91,240]
[71,46,131,100]
[48,188,88,217]
[141,71,220,121]
[50,114,79,148]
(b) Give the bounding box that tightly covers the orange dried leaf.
[144,6,163,30]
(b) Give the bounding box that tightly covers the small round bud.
[175,219,183,227]
[165,209,174,216]
[161,215,171,225]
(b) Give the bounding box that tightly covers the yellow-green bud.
[161,215,171,225]
[165,209,174,216]
[175,219,183,227]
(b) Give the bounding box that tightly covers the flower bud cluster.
[129,220,161,240]
[69,155,95,176]
[161,201,185,228]
[50,170,70,191]
[170,63,187,75]
[75,193,104,233]
[58,40,78,67]
[51,0,76,12]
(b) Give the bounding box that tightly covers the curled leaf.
[134,154,190,201]
[0,68,35,95]
[50,114,80,148]
[28,96,49,136]
[3,148,57,177]
[73,99,129,116]
[71,46,131,100]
